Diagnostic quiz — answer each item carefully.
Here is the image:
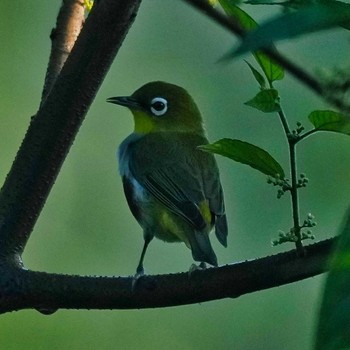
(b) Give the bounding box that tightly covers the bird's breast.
[118,133,149,203]
[118,133,143,178]
[129,176,148,202]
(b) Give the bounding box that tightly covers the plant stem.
[289,141,304,255]
[297,128,318,143]
[278,107,305,254]
[278,107,291,137]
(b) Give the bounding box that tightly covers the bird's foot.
[188,262,207,274]
[131,266,145,291]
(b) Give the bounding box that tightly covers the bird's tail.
[215,214,228,247]
[188,231,218,266]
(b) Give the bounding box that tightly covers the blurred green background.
[0,1,349,349]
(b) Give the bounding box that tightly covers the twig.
[183,0,324,96]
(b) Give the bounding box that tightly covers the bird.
[107,81,228,275]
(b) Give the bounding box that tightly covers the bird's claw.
[131,268,145,291]
[188,262,207,275]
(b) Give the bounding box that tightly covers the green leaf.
[199,138,285,178]
[235,2,350,55]
[219,0,258,30]
[308,110,350,135]
[245,60,266,88]
[219,0,284,83]
[314,214,350,350]
[244,89,281,113]
[253,51,284,83]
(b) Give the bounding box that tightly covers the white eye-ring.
[150,97,168,116]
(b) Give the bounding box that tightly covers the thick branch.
[0,0,142,265]
[0,239,334,314]
[0,0,337,314]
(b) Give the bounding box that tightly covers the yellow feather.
[132,111,155,134]
[199,200,212,225]
[159,211,189,245]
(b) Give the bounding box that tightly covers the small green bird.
[107,81,228,275]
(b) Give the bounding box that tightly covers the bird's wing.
[129,132,227,241]
[196,143,228,247]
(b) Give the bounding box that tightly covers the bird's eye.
[150,97,168,116]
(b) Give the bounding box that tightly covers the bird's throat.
[132,111,155,134]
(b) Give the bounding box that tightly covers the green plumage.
[107,81,228,274]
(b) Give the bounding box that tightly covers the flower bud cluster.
[267,174,291,198]
[288,122,305,141]
[297,173,309,188]
[267,172,309,198]
[272,213,316,246]
[272,230,297,246]
[302,213,317,228]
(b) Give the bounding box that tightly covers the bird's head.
[107,81,204,134]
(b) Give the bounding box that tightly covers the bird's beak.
[106,96,141,110]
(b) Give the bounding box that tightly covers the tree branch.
[0,0,142,266]
[41,0,85,104]
[183,0,350,112]
[0,0,338,314]
[0,238,334,314]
